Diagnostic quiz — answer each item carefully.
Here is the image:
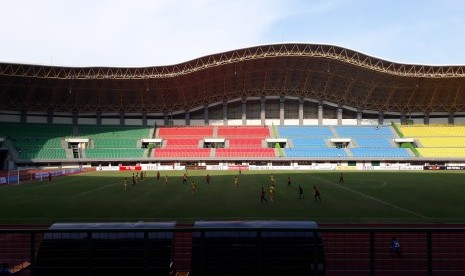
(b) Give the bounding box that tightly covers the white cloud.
[0,0,291,66]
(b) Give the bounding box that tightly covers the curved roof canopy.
[1,43,464,114]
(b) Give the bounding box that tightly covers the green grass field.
[1,170,465,224]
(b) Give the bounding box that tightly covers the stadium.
[1,43,465,275]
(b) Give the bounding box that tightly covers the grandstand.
[1,43,465,276]
[399,125,465,158]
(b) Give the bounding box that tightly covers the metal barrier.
[1,227,465,275]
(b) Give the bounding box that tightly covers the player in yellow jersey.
[123,177,128,191]
[269,184,275,202]
[191,181,197,195]
[234,175,239,188]
[270,174,275,184]
[164,175,168,187]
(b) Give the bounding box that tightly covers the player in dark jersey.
[299,185,304,199]
[339,172,344,184]
[206,174,211,184]
[313,185,321,202]
[260,186,268,203]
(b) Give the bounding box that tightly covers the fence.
[1,227,465,276]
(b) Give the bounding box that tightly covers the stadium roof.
[1,43,464,114]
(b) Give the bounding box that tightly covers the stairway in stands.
[173,225,193,275]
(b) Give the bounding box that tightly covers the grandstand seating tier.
[154,148,211,158]
[417,148,465,158]
[217,127,270,138]
[158,127,213,137]
[278,126,333,137]
[399,126,465,137]
[350,148,412,158]
[416,137,465,148]
[216,148,275,157]
[86,148,145,159]
[165,138,201,147]
[334,126,394,137]
[228,138,263,148]
[284,148,347,158]
[354,138,394,148]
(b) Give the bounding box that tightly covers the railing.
[1,227,465,276]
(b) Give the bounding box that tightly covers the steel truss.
[1,44,464,114]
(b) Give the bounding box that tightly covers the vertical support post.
[337,105,342,125]
[47,109,53,124]
[424,112,430,125]
[96,110,102,126]
[204,103,209,125]
[378,111,384,125]
[298,97,304,126]
[318,101,323,125]
[164,113,169,126]
[30,232,36,276]
[279,96,285,126]
[241,97,247,126]
[142,112,147,127]
[144,231,149,276]
[448,112,455,125]
[185,109,190,126]
[87,231,93,276]
[260,96,266,126]
[119,110,125,126]
[201,230,205,276]
[370,231,375,276]
[72,110,78,126]
[223,100,228,126]
[400,112,407,125]
[257,230,262,276]
[312,230,319,276]
[20,109,27,124]
[357,110,362,125]
[427,231,432,276]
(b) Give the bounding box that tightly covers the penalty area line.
[71,180,121,198]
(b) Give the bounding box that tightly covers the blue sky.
[1,0,464,66]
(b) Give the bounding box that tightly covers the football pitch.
[1,170,465,224]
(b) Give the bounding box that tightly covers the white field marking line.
[71,180,122,198]
[305,173,427,218]
[345,177,387,188]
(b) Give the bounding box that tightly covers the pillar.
[298,97,304,126]
[260,96,266,126]
[119,111,125,126]
[400,112,407,125]
[424,113,430,125]
[223,100,228,126]
[357,110,362,125]
[279,96,285,126]
[448,112,455,125]
[337,105,342,125]
[185,110,190,126]
[204,103,209,125]
[142,112,147,127]
[72,110,78,126]
[47,110,53,124]
[164,113,169,126]
[20,109,27,124]
[318,101,323,125]
[378,111,384,125]
[241,97,247,125]
[96,110,102,125]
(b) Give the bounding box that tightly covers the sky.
[1,0,464,67]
